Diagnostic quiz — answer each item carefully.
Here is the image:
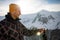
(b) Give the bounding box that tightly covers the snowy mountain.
[20,10,60,30]
[0,10,60,30]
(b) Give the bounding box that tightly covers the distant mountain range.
[0,10,60,30]
[20,10,60,30]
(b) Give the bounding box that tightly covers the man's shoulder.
[0,19,7,25]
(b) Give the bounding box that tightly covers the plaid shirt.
[0,13,34,40]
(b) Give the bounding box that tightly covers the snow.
[20,10,60,30]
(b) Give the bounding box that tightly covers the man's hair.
[9,3,18,13]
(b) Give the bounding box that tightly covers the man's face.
[11,6,21,18]
[15,6,21,18]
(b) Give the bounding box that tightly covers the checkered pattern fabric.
[0,19,34,40]
[0,19,22,40]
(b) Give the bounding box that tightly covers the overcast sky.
[0,0,60,16]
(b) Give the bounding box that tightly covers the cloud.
[0,0,17,6]
[31,0,60,11]
[46,0,60,4]
[35,0,60,4]
[0,0,60,16]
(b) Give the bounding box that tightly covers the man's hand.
[30,27,45,36]
[36,28,45,36]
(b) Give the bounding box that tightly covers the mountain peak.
[40,10,49,12]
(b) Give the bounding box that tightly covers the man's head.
[9,3,21,19]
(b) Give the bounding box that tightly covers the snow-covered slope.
[20,10,60,30]
[0,16,5,21]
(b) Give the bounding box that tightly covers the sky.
[0,0,60,16]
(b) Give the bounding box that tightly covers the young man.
[0,4,45,40]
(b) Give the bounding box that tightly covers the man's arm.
[0,21,9,40]
[0,23,5,40]
[20,23,38,36]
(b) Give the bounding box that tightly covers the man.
[0,4,45,40]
